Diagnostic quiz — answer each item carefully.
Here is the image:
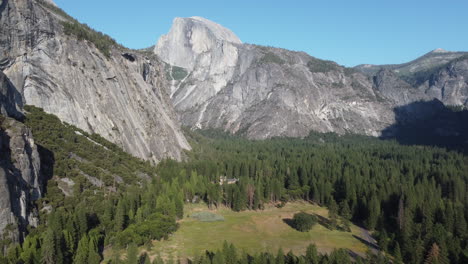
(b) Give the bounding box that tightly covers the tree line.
[0,109,466,264]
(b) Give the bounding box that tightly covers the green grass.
[148,202,369,260]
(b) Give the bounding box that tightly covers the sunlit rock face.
[0,0,191,164]
[155,17,395,138]
[156,17,468,139]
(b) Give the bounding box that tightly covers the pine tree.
[339,201,352,232]
[328,199,338,230]
[305,244,318,264]
[73,235,89,264]
[115,199,128,232]
[393,242,402,264]
[126,243,138,264]
[275,248,284,264]
[87,236,101,264]
[424,243,440,264]
[366,195,380,230]
[41,228,56,264]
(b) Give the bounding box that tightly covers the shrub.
[38,0,120,58]
[62,22,118,58]
[259,52,285,65]
[292,212,317,232]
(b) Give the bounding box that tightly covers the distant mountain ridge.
[355,49,468,77]
[154,16,468,139]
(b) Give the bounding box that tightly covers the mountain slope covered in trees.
[3,107,466,263]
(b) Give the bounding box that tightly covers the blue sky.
[54,0,467,67]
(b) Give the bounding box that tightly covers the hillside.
[0,0,190,163]
[154,17,468,140]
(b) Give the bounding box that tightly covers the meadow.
[147,202,370,261]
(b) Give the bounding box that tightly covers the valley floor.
[126,202,371,262]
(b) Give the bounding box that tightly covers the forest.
[0,106,467,264]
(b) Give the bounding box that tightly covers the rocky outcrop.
[155,17,242,113]
[0,116,42,242]
[355,49,467,76]
[358,50,468,107]
[0,0,190,163]
[415,57,468,106]
[372,69,428,105]
[0,71,23,119]
[155,17,468,139]
[155,17,396,138]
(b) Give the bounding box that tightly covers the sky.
[54,0,468,67]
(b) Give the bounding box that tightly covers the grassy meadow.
[144,202,370,261]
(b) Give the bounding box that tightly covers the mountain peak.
[430,48,449,54]
[155,16,241,69]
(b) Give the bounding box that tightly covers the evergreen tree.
[41,229,56,264]
[73,235,89,264]
[339,201,352,232]
[275,248,285,264]
[126,243,138,264]
[328,199,338,230]
[305,244,319,264]
[87,236,101,264]
[393,242,402,264]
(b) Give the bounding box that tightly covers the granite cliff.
[0,0,190,163]
[155,17,468,139]
[0,115,42,243]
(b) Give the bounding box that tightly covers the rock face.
[0,116,42,242]
[367,53,468,107]
[414,57,468,106]
[155,17,242,113]
[155,17,468,139]
[0,0,190,163]
[155,17,396,138]
[0,71,23,119]
[355,49,467,76]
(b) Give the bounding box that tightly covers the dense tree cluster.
[0,107,184,263]
[62,21,118,57]
[0,109,466,264]
[161,129,467,264]
[291,212,317,232]
[39,0,120,58]
[119,242,392,264]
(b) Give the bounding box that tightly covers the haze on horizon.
[54,0,468,67]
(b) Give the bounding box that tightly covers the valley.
[0,1,467,264]
[115,202,369,261]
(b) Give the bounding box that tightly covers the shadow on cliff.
[380,99,468,153]
[37,145,54,193]
[0,71,24,121]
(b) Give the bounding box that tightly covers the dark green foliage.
[62,21,118,58]
[292,212,317,232]
[189,242,389,264]
[10,107,468,264]
[126,243,138,264]
[169,66,188,81]
[177,128,468,264]
[24,105,154,187]
[260,52,286,65]
[12,107,183,263]
[307,58,340,73]
[38,0,120,58]
[114,213,177,247]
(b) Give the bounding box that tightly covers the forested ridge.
[0,107,467,264]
